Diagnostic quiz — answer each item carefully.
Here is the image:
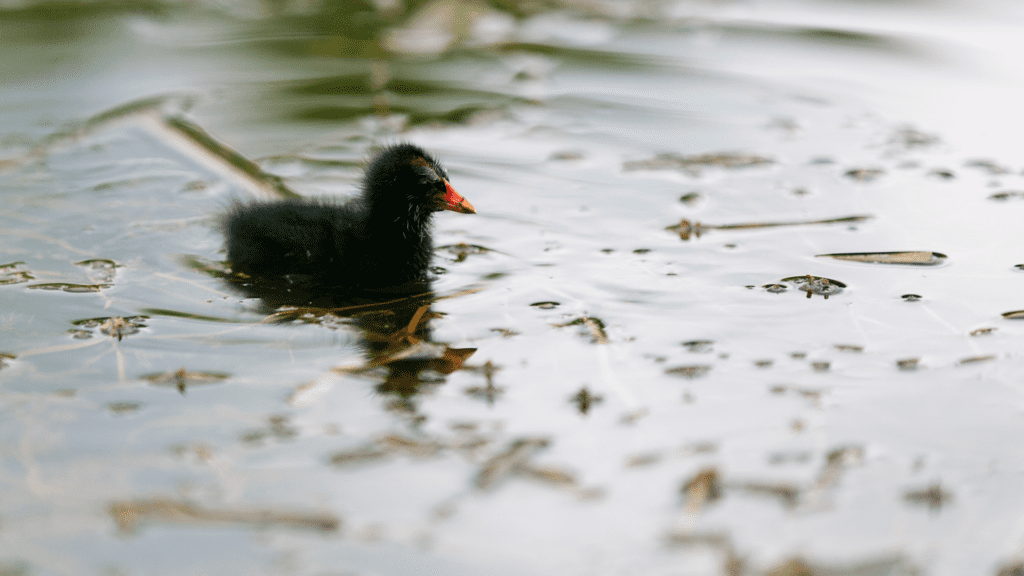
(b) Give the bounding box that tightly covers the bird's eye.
[412,165,440,185]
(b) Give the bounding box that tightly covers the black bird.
[223,143,475,293]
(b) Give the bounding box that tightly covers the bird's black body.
[223,144,473,296]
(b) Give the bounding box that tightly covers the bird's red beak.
[442,181,475,214]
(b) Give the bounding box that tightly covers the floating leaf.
[1003,310,1024,320]
[896,358,919,371]
[987,191,1024,201]
[76,259,118,283]
[681,340,714,353]
[554,316,608,344]
[816,251,946,266]
[668,215,870,241]
[624,152,773,175]
[665,365,713,379]
[679,192,702,205]
[0,262,33,285]
[109,499,338,535]
[844,167,885,182]
[780,275,847,299]
[28,283,109,292]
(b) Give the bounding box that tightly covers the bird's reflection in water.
[228,273,476,413]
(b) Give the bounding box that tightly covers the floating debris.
[329,445,389,466]
[996,563,1024,576]
[767,452,812,466]
[624,453,662,468]
[896,358,920,371]
[678,191,702,205]
[844,167,885,182]
[682,468,721,514]
[108,499,339,535]
[69,316,149,341]
[0,262,33,285]
[623,151,773,176]
[989,191,1024,201]
[904,483,953,511]
[665,365,713,379]
[549,150,585,161]
[1003,310,1024,320]
[530,301,560,309]
[890,127,940,149]
[106,402,142,415]
[570,387,603,415]
[100,317,142,341]
[970,327,996,336]
[28,283,109,292]
[377,433,444,458]
[965,158,1010,175]
[811,446,865,500]
[140,368,230,394]
[245,415,299,442]
[0,352,15,371]
[475,437,551,490]
[76,258,118,283]
[817,251,946,265]
[763,283,788,294]
[811,361,830,373]
[928,168,955,180]
[517,465,577,486]
[554,316,608,344]
[767,556,919,576]
[958,355,996,365]
[833,344,863,353]
[681,340,714,353]
[730,481,800,508]
[780,275,846,299]
[902,294,923,302]
[464,360,505,405]
[437,243,492,263]
[667,215,870,241]
[178,255,233,279]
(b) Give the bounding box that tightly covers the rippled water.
[3,1,1024,575]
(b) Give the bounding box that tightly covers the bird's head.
[364,144,475,217]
